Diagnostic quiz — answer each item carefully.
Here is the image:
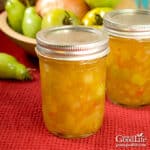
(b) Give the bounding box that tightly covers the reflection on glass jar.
[36,26,109,138]
[104,9,150,107]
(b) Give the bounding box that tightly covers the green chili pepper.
[0,53,32,80]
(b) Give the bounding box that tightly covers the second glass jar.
[104,9,150,107]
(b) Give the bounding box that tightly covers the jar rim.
[103,9,150,39]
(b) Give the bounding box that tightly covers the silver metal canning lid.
[36,26,109,61]
[103,9,150,39]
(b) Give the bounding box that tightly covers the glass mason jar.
[103,9,150,107]
[36,26,109,138]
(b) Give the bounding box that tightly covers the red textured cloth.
[0,30,150,150]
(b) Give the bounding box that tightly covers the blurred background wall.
[0,0,6,12]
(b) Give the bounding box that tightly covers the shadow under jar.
[103,9,150,107]
[36,26,109,138]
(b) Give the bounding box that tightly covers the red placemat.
[0,30,150,150]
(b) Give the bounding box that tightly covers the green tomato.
[22,7,42,38]
[82,7,113,27]
[85,0,121,8]
[41,9,81,29]
[5,0,25,33]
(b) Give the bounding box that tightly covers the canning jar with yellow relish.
[103,9,150,107]
[36,26,109,138]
